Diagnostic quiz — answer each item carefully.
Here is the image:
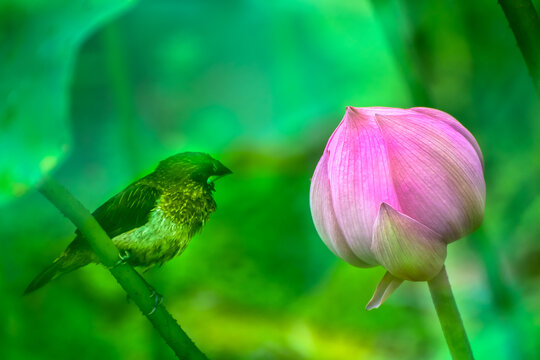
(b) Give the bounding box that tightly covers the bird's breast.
[111,207,189,267]
[161,184,217,237]
[110,184,216,267]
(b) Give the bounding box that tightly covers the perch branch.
[38,175,208,360]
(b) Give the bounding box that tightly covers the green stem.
[38,176,208,360]
[428,267,474,360]
[371,0,434,107]
[101,23,139,176]
[498,0,540,97]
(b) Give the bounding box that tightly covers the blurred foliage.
[1,0,539,359]
[0,0,136,204]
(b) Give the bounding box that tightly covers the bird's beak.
[207,161,232,184]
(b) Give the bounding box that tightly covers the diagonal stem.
[498,0,540,97]
[38,175,208,360]
[428,267,474,360]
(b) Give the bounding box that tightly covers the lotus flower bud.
[310,107,485,309]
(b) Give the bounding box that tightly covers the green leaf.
[0,0,137,205]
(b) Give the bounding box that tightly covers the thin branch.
[38,175,208,360]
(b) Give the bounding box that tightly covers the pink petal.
[310,152,372,267]
[411,107,484,167]
[326,107,401,265]
[374,113,485,242]
[371,203,447,281]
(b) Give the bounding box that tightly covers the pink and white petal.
[410,107,484,167]
[326,107,400,265]
[374,113,485,242]
[371,203,447,281]
[366,271,404,310]
[310,152,372,267]
[353,107,411,116]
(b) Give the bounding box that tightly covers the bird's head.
[154,152,232,190]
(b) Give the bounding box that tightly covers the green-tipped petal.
[373,112,485,243]
[371,203,447,281]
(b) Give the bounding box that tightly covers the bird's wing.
[84,181,163,239]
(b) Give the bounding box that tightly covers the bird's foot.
[108,250,131,269]
[147,289,163,316]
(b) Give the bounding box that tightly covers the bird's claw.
[108,250,131,269]
[147,289,163,316]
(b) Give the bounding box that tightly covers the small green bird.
[25,152,231,294]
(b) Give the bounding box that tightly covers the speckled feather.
[68,177,216,267]
[24,152,230,294]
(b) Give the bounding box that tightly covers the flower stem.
[428,267,474,360]
[38,175,208,360]
[498,0,540,97]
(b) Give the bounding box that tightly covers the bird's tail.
[24,254,87,295]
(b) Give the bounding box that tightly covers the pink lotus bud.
[310,106,485,309]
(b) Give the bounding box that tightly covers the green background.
[1,0,539,359]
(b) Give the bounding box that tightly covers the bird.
[24,152,231,295]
